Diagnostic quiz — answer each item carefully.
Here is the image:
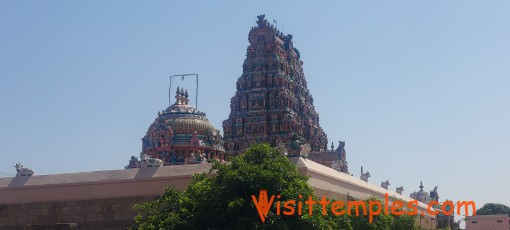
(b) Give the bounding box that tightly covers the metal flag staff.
[168,74,199,108]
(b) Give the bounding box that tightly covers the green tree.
[132,144,329,229]
[477,203,510,216]
[391,212,417,230]
[131,143,417,229]
[347,197,417,230]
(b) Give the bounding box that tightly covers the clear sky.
[1,1,509,213]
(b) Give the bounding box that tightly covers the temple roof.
[141,87,224,154]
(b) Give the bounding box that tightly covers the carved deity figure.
[191,131,201,146]
[381,180,390,190]
[187,152,196,164]
[299,143,311,157]
[277,142,288,156]
[125,156,140,169]
[331,160,349,174]
[338,141,347,161]
[430,186,439,201]
[360,166,370,182]
[14,163,34,176]
[158,136,166,147]
[396,186,404,195]
[139,152,163,168]
[200,152,208,163]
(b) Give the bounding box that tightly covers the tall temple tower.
[222,15,328,155]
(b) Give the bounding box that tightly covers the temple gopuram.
[0,15,445,230]
[125,15,349,174]
[126,87,225,168]
[222,15,348,174]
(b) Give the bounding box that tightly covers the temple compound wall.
[291,158,437,229]
[0,164,211,230]
[1,160,435,229]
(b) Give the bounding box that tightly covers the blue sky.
[1,1,509,211]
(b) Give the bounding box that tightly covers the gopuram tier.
[222,15,328,155]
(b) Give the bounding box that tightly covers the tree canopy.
[477,203,510,216]
[131,143,417,229]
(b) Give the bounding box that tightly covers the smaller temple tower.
[308,141,349,174]
[126,87,225,168]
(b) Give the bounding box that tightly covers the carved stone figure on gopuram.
[222,15,330,160]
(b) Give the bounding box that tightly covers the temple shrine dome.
[128,87,225,168]
[162,104,216,137]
